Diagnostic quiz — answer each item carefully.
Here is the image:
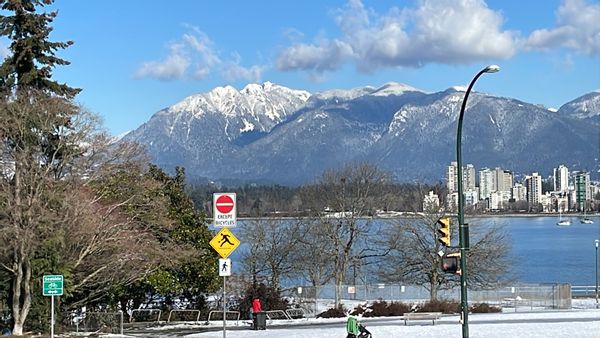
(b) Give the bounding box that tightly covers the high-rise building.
[447,161,475,194]
[512,183,527,202]
[479,168,494,200]
[575,171,591,211]
[553,165,569,192]
[526,172,543,211]
[464,164,476,192]
[447,161,458,193]
[494,167,513,193]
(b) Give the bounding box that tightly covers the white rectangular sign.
[213,193,237,227]
[219,258,231,277]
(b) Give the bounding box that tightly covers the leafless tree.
[239,217,303,289]
[379,206,514,300]
[299,163,393,308]
[0,93,184,333]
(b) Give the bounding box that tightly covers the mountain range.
[122,82,600,185]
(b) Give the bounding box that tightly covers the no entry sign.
[213,193,236,227]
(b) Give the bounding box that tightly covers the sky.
[4,0,599,136]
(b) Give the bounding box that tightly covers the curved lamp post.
[456,64,500,338]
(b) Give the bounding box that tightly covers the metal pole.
[595,240,599,308]
[456,66,498,338]
[51,295,54,338]
[223,276,226,338]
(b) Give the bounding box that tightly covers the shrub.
[470,303,502,313]
[387,301,411,316]
[317,306,346,318]
[352,301,411,317]
[417,299,460,314]
[236,283,289,319]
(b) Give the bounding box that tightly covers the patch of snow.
[448,95,461,103]
[240,119,255,133]
[371,82,421,96]
[547,107,558,112]
[451,85,467,92]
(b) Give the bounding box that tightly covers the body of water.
[473,215,600,286]
[229,215,600,286]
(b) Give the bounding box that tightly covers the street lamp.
[456,64,500,338]
[595,239,599,308]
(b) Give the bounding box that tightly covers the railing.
[572,285,599,298]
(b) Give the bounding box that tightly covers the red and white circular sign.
[215,194,234,214]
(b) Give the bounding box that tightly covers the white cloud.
[276,0,516,73]
[525,0,600,55]
[222,53,265,82]
[276,39,354,73]
[133,44,190,81]
[134,28,264,82]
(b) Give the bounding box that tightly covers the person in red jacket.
[252,298,262,314]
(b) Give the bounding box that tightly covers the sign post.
[213,193,237,227]
[43,275,63,338]
[211,193,238,338]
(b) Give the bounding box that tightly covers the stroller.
[346,317,372,338]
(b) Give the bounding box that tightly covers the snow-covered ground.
[108,299,600,338]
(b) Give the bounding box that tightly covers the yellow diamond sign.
[209,227,240,258]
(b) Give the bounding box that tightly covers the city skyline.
[445,161,596,212]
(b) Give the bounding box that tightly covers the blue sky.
[5,0,598,135]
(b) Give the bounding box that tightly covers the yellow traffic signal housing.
[437,217,451,247]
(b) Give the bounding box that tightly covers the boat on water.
[557,219,572,226]
[579,205,594,224]
[557,210,571,226]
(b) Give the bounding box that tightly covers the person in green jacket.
[346,316,372,338]
[346,316,360,338]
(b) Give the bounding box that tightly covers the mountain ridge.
[122,82,600,185]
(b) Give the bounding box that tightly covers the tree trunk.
[11,252,32,336]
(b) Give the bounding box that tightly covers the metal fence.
[285,283,571,315]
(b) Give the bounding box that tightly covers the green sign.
[43,275,63,296]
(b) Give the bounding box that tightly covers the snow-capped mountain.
[558,91,600,121]
[123,83,599,185]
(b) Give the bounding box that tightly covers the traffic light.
[437,217,451,247]
[441,252,461,274]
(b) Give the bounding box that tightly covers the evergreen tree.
[0,1,80,334]
[0,0,80,97]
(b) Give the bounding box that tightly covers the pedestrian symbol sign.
[43,275,63,296]
[209,227,240,258]
[219,258,231,277]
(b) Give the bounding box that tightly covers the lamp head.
[484,65,500,73]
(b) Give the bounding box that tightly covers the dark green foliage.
[316,306,346,318]
[470,303,502,313]
[104,165,219,312]
[237,283,289,319]
[0,0,80,97]
[417,299,460,314]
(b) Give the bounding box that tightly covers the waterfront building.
[553,164,569,192]
[423,191,440,212]
[575,171,591,211]
[512,183,527,202]
[494,167,513,193]
[447,161,458,193]
[479,168,494,200]
[526,172,543,211]
[465,164,476,192]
